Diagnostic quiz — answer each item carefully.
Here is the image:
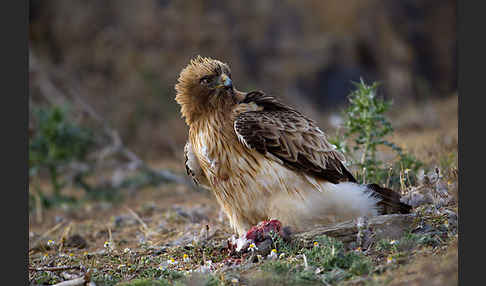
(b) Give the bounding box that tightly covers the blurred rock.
[295,214,416,248]
[113,215,138,228]
[54,216,65,224]
[401,188,434,208]
[65,234,88,249]
[173,206,209,223]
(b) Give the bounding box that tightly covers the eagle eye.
[199,76,211,85]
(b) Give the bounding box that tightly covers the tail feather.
[366,183,412,214]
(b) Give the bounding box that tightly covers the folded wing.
[233,91,356,184]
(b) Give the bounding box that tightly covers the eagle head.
[175,56,235,125]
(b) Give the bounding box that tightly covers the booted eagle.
[175,56,410,237]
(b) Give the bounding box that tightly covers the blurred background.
[29,0,456,160]
[28,4,458,282]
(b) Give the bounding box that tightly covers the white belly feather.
[215,154,380,235]
[194,130,380,236]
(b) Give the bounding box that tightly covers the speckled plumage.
[175,56,410,236]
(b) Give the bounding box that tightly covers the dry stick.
[29,51,194,190]
[51,269,92,286]
[29,53,68,107]
[29,266,81,272]
[399,170,406,193]
[62,81,162,178]
[294,214,415,247]
[362,167,367,185]
[385,166,393,188]
[30,221,66,252]
[51,277,86,286]
[125,207,151,236]
[35,189,43,223]
[302,254,309,270]
[108,225,113,250]
[58,222,73,253]
[60,272,80,280]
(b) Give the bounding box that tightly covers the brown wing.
[233,91,356,184]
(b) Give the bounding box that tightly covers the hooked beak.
[216,73,232,90]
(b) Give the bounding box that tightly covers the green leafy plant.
[29,105,95,206]
[265,233,373,284]
[259,261,320,285]
[375,232,441,256]
[330,79,423,187]
[269,230,302,257]
[303,236,372,276]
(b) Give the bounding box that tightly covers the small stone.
[401,190,433,208]
[255,238,273,255]
[65,234,88,249]
[113,215,137,228]
[54,216,65,224]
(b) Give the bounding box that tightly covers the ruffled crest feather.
[175,55,229,124]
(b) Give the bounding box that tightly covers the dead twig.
[294,214,416,248]
[30,221,67,252]
[58,222,73,253]
[61,272,80,280]
[51,277,86,286]
[108,226,113,244]
[52,269,92,286]
[29,266,81,272]
[29,50,193,191]
[125,207,155,238]
[34,188,43,223]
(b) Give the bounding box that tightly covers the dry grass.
[28,96,458,285]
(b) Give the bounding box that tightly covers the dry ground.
[28,96,458,286]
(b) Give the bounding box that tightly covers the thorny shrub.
[329,79,423,188]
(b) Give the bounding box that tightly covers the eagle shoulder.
[233,91,356,184]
